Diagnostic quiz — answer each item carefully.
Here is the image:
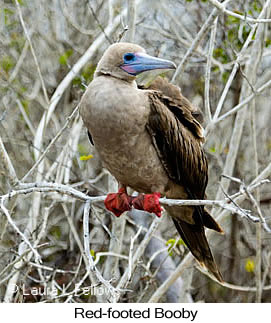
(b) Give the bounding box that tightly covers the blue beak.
[120,52,176,76]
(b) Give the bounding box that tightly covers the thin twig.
[115,216,161,302]
[171,7,218,83]
[212,0,271,122]
[208,0,271,23]
[87,1,112,44]
[148,253,193,302]
[213,79,271,124]
[213,0,271,205]
[15,0,49,104]
[126,0,137,42]
[128,225,142,281]
[21,105,79,182]
[0,199,41,261]
[83,200,122,302]
[0,135,19,187]
[196,265,271,291]
[204,17,218,122]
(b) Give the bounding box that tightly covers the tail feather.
[172,217,223,282]
[202,209,224,234]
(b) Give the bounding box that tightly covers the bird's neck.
[94,68,137,86]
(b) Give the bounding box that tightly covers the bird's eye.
[123,53,135,62]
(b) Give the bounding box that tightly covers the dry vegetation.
[0,0,271,303]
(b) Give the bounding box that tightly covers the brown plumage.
[140,76,204,124]
[144,77,223,281]
[79,43,223,282]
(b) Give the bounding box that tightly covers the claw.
[104,187,132,217]
[132,192,162,217]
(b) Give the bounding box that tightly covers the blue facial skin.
[120,52,176,75]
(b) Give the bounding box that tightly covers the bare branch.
[83,200,122,302]
[115,216,161,302]
[14,0,49,104]
[0,136,19,187]
[125,0,137,42]
[212,78,271,124]
[204,17,218,122]
[21,105,79,182]
[171,7,218,83]
[208,0,271,23]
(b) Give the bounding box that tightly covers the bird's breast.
[79,76,169,193]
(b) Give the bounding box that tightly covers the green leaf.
[78,144,90,156]
[166,239,175,256]
[212,66,219,73]
[81,64,96,84]
[213,47,223,58]
[90,249,96,260]
[165,239,176,246]
[265,39,271,47]
[166,238,186,256]
[266,139,271,151]
[177,238,186,246]
[3,8,14,25]
[72,76,82,86]
[59,49,73,65]
[12,0,24,4]
[252,0,262,12]
[226,16,239,25]
[222,71,230,84]
[0,56,15,73]
[227,29,236,42]
[50,226,61,240]
[21,99,29,115]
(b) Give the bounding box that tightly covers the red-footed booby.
[79,42,223,282]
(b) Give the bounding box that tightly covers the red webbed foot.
[132,192,162,217]
[104,187,133,217]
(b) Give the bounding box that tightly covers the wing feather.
[146,91,208,199]
[143,78,223,281]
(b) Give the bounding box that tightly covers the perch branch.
[0,178,269,231]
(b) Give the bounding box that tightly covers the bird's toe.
[132,192,162,217]
[104,187,132,217]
